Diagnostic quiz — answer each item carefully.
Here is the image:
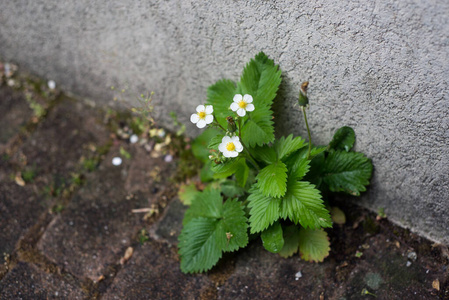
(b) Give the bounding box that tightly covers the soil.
[0,71,448,299]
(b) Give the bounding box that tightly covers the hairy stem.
[302,107,312,159]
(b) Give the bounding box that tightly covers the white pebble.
[48,80,56,90]
[130,134,138,144]
[112,157,122,166]
[295,271,302,280]
[406,261,412,267]
[164,154,173,162]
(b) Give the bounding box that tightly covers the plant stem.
[302,107,312,159]
[213,115,226,132]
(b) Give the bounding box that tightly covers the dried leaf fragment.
[432,279,440,291]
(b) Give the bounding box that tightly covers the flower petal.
[218,142,226,153]
[196,105,205,113]
[237,108,246,117]
[196,119,207,128]
[234,141,243,152]
[230,102,239,111]
[243,94,253,103]
[222,136,232,143]
[246,103,255,112]
[205,114,214,124]
[229,151,238,158]
[190,113,200,123]
[233,94,243,103]
[205,105,213,114]
[222,150,232,158]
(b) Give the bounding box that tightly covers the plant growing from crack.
[178,52,373,273]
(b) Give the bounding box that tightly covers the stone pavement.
[0,80,448,299]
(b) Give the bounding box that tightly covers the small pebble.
[164,154,173,162]
[130,134,138,144]
[48,80,56,90]
[407,251,417,261]
[295,271,302,280]
[406,261,412,267]
[112,157,122,166]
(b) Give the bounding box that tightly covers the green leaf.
[235,159,249,187]
[261,222,284,253]
[222,199,249,252]
[220,180,245,198]
[178,183,198,206]
[211,158,243,179]
[247,188,281,233]
[284,150,311,181]
[238,52,282,106]
[298,228,330,262]
[274,134,307,160]
[252,145,277,165]
[280,180,332,229]
[256,161,288,198]
[241,103,275,147]
[322,151,373,196]
[200,161,215,182]
[183,189,222,225]
[278,225,301,258]
[192,128,221,163]
[206,79,237,129]
[179,217,224,273]
[328,126,355,152]
[208,134,225,151]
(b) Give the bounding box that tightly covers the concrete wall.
[1,1,448,244]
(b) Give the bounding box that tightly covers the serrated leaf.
[206,79,237,129]
[222,199,249,252]
[280,180,332,229]
[241,103,275,147]
[274,134,307,160]
[284,150,311,181]
[247,188,281,233]
[278,225,301,258]
[178,183,198,206]
[323,151,373,196]
[208,134,225,151]
[192,128,221,163]
[298,228,330,262]
[252,145,277,165]
[238,52,282,106]
[256,161,288,198]
[179,217,224,273]
[261,222,284,253]
[328,126,355,152]
[183,189,222,225]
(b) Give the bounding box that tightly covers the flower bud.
[226,116,237,133]
[298,81,309,107]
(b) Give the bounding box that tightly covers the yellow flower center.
[198,111,206,119]
[238,101,247,109]
[226,142,236,151]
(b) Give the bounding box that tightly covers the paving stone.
[216,242,335,300]
[37,144,176,281]
[0,262,85,299]
[0,87,33,153]
[10,96,109,190]
[340,234,446,299]
[103,240,214,299]
[150,197,187,245]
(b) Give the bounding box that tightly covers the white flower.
[218,136,243,158]
[230,94,255,117]
[190,105,214,128]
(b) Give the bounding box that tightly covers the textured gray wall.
[1,1,448,244]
